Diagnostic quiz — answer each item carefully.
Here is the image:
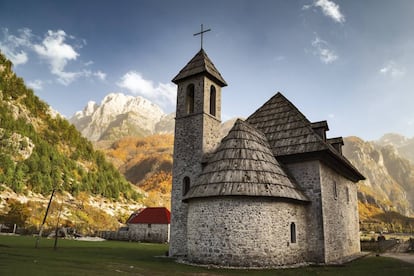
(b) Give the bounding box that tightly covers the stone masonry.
[128,223,170,243]
[320,163,361,263]
[187,197,308,267]
[170,73,223,257]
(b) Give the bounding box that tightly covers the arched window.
[183,176,190,196]
[186,84,195,114]
[209,85,216,116]
[290,222,296,243]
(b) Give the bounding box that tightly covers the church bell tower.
[169,48,227,257]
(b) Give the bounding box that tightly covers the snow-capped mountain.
[70,93,174,141]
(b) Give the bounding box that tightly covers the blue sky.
[1,0,414,141]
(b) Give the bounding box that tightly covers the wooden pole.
[35,188,55,248]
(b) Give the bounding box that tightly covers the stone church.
[169,48,365,267]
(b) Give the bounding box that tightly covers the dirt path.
[381,252,414,264]
[387,241,409,253]
[382,240,414,264]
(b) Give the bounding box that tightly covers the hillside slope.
[96,134,173,208]
[343,136,414,219]
[377,133,414,164]
[0,52,142,233]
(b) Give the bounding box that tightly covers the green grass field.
[0,235,413,275]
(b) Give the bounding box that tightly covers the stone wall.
[128,223,170,243]
[285,161,325,263]
[98,224,169,243]
[170,75,222,257]
[320,163,360,263]
[170,113,203,256]
[186,196,308,267]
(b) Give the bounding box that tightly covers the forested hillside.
[0,53,145,234]
[0,52,139,200]
[97,134,173,208]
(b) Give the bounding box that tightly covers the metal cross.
[193,24,211,49]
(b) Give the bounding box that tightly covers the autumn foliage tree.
[101,134,173,208]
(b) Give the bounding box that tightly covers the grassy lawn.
[0,235,413,275]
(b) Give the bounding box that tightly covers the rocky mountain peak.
[376,133,414,164]
[69,92,174,142]
[378,133,408,147]
[343,136,414,216]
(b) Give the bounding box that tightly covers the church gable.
[247,92,364,182]
[184,119,309,202]
[247,92,328,156]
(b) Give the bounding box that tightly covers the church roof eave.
[183,191,310,204]
[277,149,365,182]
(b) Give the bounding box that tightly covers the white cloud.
[0,28,32,65]
[31,30,106,85]
[93,70,107,81]
[311,37,338,64]
[117,71,176,107]
[33,30,80,85]
[84,60,94,66]
[27,80,44,90]
[1,28,105,85]
[303,0,345,23]
[7,51,28,65]
[379,61,405,78]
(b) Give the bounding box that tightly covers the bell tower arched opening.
[209,85,216,116]
[186,84,195,114]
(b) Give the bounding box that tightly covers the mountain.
[70,93,174,142]
[97,134,174,208]
[0,52,142,234]
[343,136,414,218]
[377,133,414,164]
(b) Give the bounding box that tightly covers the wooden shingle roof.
[172,49,227,87]
[247,92,364,182]
[183,119,309,202]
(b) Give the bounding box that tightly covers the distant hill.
[0,52,142,234]
[377,133,414,164]
[96,134,173,208]
[69,93,174,142]
[343,136,414,230]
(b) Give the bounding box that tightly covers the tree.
[0,200,30,228]
[0,153,15,184]
[11,165,24,193]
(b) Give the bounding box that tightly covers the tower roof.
[246,92,365,182]
[172,49,227,87]
[183,119,309,202]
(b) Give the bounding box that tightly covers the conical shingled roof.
[183,119,309,202]
[246,92,364,181]
[172,49,227,87]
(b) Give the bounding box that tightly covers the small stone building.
[169,48,365,267]
[127,207,170,243]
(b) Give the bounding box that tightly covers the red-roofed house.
[127,207,171,243]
